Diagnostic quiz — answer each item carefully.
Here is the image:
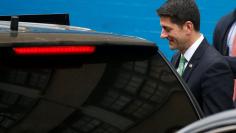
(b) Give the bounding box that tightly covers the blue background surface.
[0,0,235,59]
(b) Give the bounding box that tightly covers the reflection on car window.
[0,68,52,130]
[0,52,201,133]
[50,53,200,133]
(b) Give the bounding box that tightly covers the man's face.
[160,17,188,52]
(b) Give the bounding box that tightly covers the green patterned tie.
[177,54,187,76]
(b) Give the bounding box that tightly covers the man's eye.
[165,28,171,32]
[163,27,170,32]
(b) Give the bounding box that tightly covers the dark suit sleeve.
[212,15,229,55]
[224,56,236,78]
[213,22,221,52]
[201,61,234,115]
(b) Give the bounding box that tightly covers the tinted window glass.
[0,51,201,133]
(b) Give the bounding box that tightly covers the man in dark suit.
[213,9,236,56]
[213,9,236,102]
[157,0,234,116]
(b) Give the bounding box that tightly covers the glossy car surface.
[178,109,236,133]
[0,20,202,133]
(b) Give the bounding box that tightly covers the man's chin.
[169,44,176,50]
[170,47,176,50]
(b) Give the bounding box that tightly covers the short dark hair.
[157,0,200,31]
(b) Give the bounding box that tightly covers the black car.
[177,109,236,133]
[0,16,203,133]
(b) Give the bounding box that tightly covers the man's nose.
[160,29,168,38]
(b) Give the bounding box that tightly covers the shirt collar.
[183,34,204,62]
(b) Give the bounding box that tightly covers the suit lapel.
[182,39,209,82]
[172,52,181,69]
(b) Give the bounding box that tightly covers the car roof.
[0,21,153,46]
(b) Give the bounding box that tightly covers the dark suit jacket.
[172,39,234,116]
[213,9,236,78]
[224,56,236,79]
[213,9,236,55]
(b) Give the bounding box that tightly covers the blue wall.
[0,0,235,59]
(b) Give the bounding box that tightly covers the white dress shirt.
[182,34,204,69]
[227,21,236,56]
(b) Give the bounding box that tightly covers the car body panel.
[177,109,236,133]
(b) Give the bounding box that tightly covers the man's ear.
[184,21,194,33]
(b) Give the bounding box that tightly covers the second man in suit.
[213,9,236,103]
[156,0,234,116]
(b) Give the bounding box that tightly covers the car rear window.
[0,50,201,133]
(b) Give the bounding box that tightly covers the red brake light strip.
[13,46,96,55]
